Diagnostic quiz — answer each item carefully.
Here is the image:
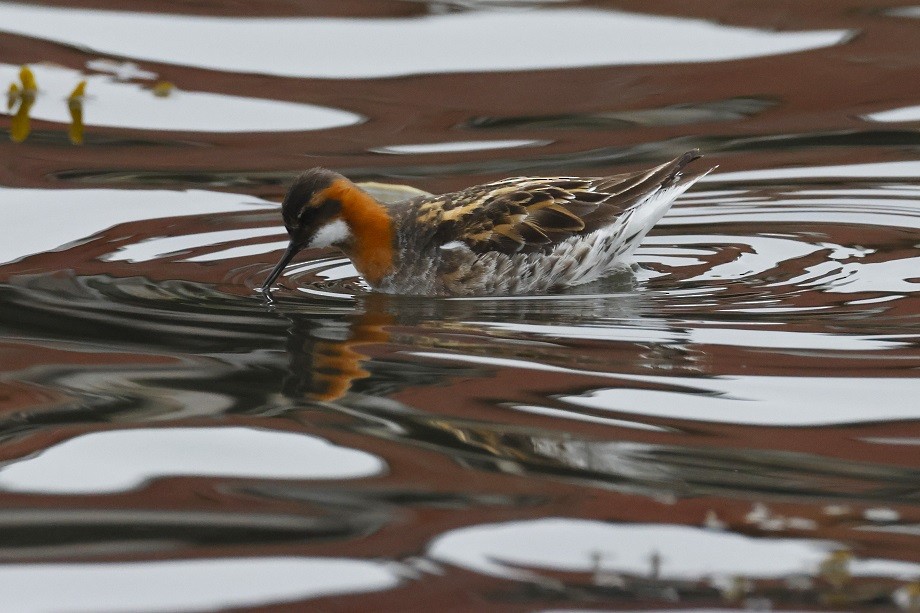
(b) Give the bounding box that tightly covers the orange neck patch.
[322,179,395,286]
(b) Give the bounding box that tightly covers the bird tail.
[619,152,716,257]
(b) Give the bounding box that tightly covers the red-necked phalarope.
[261,150,712,296]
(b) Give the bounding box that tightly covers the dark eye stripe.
[295,198,342,227]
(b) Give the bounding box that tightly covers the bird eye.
[297,205,315,224]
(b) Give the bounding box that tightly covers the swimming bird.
[261,151,712,296]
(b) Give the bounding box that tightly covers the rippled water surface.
[1,2,919,611]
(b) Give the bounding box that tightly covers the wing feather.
[420,150,702,255]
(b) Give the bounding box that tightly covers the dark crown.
[281,168,343,228]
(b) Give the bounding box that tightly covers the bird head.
[261,168,353,294]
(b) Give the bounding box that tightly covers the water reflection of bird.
[262,151,712,297]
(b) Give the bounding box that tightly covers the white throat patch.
[309,218,351,249]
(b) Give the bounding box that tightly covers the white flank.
[309,218,351,249]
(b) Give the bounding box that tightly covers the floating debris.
[7,65,38,142]
[6,82,18,111]
[818,549,853,590]
[7,66,87,144]
[9,92,34,142]
[68,80,86,145]
[19,65,37,93]
[151,81,175,97]
[68,79,87,101]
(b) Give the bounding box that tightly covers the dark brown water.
[1,2,919,611]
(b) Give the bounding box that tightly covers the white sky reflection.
[0,4,850,78]
[0,427,385,493]
[428,518,920,581]
[412,353,920,426]
[567,375,920,426]
[0,188,270,265]
[0,557,400,612]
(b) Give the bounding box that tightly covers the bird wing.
[416,151,701,255]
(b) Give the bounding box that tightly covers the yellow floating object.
[68,80,87,101]
[19,65,37,93]
[10,94,34,143]
[68,101,84,145]
[151,81,175,97]
[68,82,85,145]
[6,82,19,111]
